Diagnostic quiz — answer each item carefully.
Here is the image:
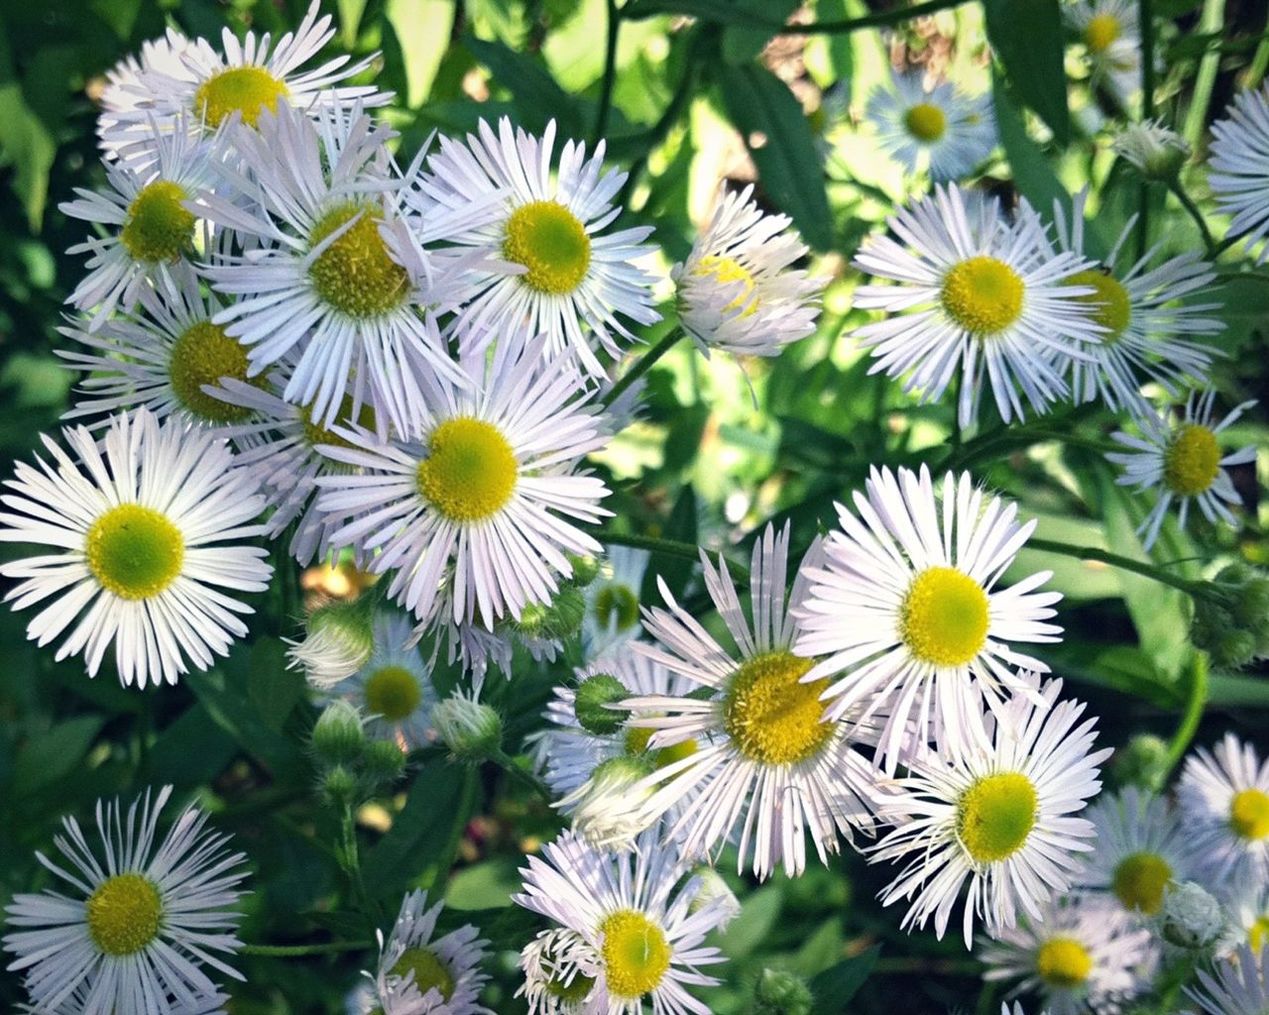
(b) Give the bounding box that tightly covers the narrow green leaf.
[809,944,880,1005]
[385,0,455,107]
[0,83,56,232]
[717,882,782,958]
[12,716,105,796]
[464,36,585,136]
[247,637,306,732]
[337,0,369,46]
[982,0,1069,144]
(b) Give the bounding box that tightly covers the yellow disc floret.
[1162,424,1221,497]
[957,771,1038,863]
[1035,936,1094,989]
[1231,788,1269,840]
[1111,851,1173,914]
[693,255,759,317]
[904,102,948,142]
[193,66,288,128]
[900,566,990,667]
[86,504,185,601]
[1250,915,1269,951]
[1084,13,1122,54]
[940,255,1025,336]
[416,417,518,523]
[1066,269,1132,342]
[309,202,410,318]
[120,180,196,264]
[503,200,592,295]
[600,909,671,999]
[363,665,423,722]
[390,947,455,1001]
[86,873,163,956]
[723,650,833,766]
[168,320,255,423]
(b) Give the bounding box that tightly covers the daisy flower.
[418,117,659,377]
[0,407,271,688]
[60,123,215,327]
[1107,389,1257,550]
[979,895,1155,1015]
[1210,83,1269,265]
[1218,881,1269,958]
[96,28,198,160]
[354,890,491,1015]
[794,465,1062,773]
[195,100,467,437]
[1074,787,1192,920]
[866,71,997,181]
[58,262,267,431]
[1111,119,1190,180]
[101,0,387,160]
[517,928,603,1015]
[1048,189,1222,411]
[870,676,1111,948]
[1186,944,1269,1015]
[1066,0,1142,107]
[670,183,820,358]
[513,830,730,1015]
[1178,733,1269,885]
[2,786,247,1014]
[851,184,1101,428]
[315,612,436,749]
[315,335,610,631]
[583,545,650,656]
[613,523,883,880]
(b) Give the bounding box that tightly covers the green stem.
[1181,0,1228,146]
[604,329,685,406]
[1137,0,1155,260]
[1163,651,1209,775]
[1026,538,1203,596]
[594,0,622,145]
[625,0,966,32]
[597,530,751,583]
[1168,181,1218,255]
[241,940,373,958]
[338,802,380,928]
[491,749,554,799]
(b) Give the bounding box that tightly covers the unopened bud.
[567,554,602,588]
[574,673,629,735]
[321,764,358,805]
[434,692,502,761]
[288,599,374,687]
[311,701,367,766]
[1192,564,1269,668]
[689,866,741,927]
[753,968,814,1015]
[1112,120,1190,181]
[1112,733,1170,793]
[556,755,654,850]
[362,739,407,785]
[1160,880,1225,950]
[593,581,641,634]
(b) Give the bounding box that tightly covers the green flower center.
[1084,13,1121,54]
[390,946,455,1001]
[1066,269,1132,342]
[594,582,640,632]
[1231,788,1269,840]
[85,504,185,601]
[1035,936,1093,989]
[723,650,833,766]
[363,664,423,722]
[86,873,163,956]
[600,909,671,999]
[193,66,288,128]
[940,255,1025,336]
[900,566,990,667]
[904,102,947,142]
[956,771,1038,863]
[168,320,256,423]
[416,417,518,523]
[1111,850,1172,914]
[503,200,592,295]
[308,203,410,318]
[120,180,196,264]
[1162,424,1221,497]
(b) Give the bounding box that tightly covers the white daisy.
[60,122,216,327]
[1048,189,1222,412]
[101,0,388,161]
[1186,944,1269,1015]
[418,117,659,377]
[97,29,198,160]
[794,465,1062,773]
[355,890,491,1015]
[851,184,1101,428]
[866,71,997,181]
[315,612,436,749]
[612,523,883,880]
[1210,83,1269,265]
[315,335,610,631]
[513,829,730,1015]
[0,407,271,688]
[1075,786,1193,920]
[2,786,247,1014]
[1111,119,1190,180]
[670,183,820,358]
[979,895,1155,1015]
[1107,389,1257,550]
[1066,0,1143,107]
[870,676,1111,948]
[517,928,604,1015]
[1178,733,1269,885]
[1217,881,1269,959]
[195,100,468,437]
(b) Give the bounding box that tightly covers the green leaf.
[717,64,833,250]
[385,0,455,107]
[443,856,524,909]
[464,36,585,136]
[809,944,879,1006]
[1211,273,1269,353]
[144,705,238,786]
[623,0,775,25]
[186,666,306,779]
[717,882,782,959]
[247,637,306,732]
[982,0,1069,144]
[721,0,800,64]
[337,0,369,46]
[0,84,56,232]
[11,716,105,796]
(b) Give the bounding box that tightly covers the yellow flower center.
[1035,936,1094,989]
[363,665,423,722]
[86,873,163,956]
[193,66,288,128]
[1162,424,1221,497]
[416,417,518,523]
[1066,268,1132,342]
[693,255,759,317]
[600,909,671,999]
[503,200,592,295]
[940,255,1025,336]
[624,725,699,770]
[390,946,455,1001]
[85,504,185,601]
[1231,788,1269,840]
[900,566,990,667]
[904,102,947,142]
[723,650,833,766]
[308,203,410,319]
[594,582,640,632]
[1084,13,1121,54]
[1111,851,1172,914]
[120,180,196,264]
[1250,915,1269,951]
[957,771,1038,863]
[168,320,256,423]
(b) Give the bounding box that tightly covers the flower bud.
[434,691,502,762]
[752,968,814,1015]
[362,739,407,785]
[1160,880,1225,950]
[1192,563,1269,668]
[288,598,374,687]
[1111,733,1170,793]
[688,865,741,927]
[1112,120,1190,181]
[567,554,601,588]
[321,764,359,805]
[311,700,367,766]
[573,673,630,736]
[556,755,655,850]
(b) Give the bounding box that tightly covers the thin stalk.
[604,329,685,406]
[1181,0,1229,147]
[1163,651,1209,776]
[624,0,967,33]
[1026,537,1202,596]
[1136,0,1155,260]
[491,749,553,799]
[241,940,373,958]
[594,0,622,145]
[1168,180,1218,255]
[338,802,380,928]
[596,530,751,583]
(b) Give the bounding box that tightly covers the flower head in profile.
[2,786,248,1014]
[866,71,996,181]
[0,407,271,687]
[1209,82,1269,265]
[1178,732,1269,885]
[1112,119,1190,181]
[517,928,603,1015]
[671,183,821,358]
[97,28,198,160]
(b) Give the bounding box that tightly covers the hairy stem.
[604,329,685,406]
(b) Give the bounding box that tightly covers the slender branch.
[1163,652,1209,777]
[241,940,373,958]
[596,530,751,583]
[1136,0,1155,260]
[623,0,966,33]
[491,749,554,799]
[594,0,622,145]
[337,802,381,928]
[1168,180,1218,255]
[1026,538,1202,596]
[1181,0,1228,146]
[604,329,686,406]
